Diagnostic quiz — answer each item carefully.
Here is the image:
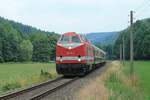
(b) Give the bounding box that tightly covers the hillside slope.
[86,32,119,45]
[0,17,59,62]
[0,17,55,37]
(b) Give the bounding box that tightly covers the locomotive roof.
[61,32,106,55]
[63,32,78,36]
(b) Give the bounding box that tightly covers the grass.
[106,73,140,100]
[0,62,57,95]
[124,61,150,100]
[104,61,144,100]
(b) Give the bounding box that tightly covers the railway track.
[0,77,78,100]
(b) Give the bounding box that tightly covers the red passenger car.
[56,32,106,76]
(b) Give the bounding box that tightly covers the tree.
[0,33,3,62]
[2,32,22,62]
[142,34,150,59]
[114,18,150,60]
[31,33,51,62]
[19,40,33,61]
[0,17,59,63]
[48,34,59,60]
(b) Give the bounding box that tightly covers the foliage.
[0,17,59,62]
[2,82,21,92]
[40,69,52,79]
[2,32,22,62]
[19,40,33,61]
[114,18,150,60]
[32,33,51,62]
[0,36,3,62]
[48,33,59,60]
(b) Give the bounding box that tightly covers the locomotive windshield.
[60,35,81,43]
[60,35,70,43]
[72,36,81,43]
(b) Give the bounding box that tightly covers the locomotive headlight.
[68,46,72,49]
[60,56,63,62]
[78,58,81,62]
[60,58,63,62]
[78,55,81,62]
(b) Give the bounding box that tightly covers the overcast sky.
[0,0,150,33]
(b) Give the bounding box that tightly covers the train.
[56,32,106,76]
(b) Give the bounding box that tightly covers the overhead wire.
[127,0,150,38]
[134,0,150,20]
[134,0,150,12]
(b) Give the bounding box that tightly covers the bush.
[2,82,21,92]
[40,70,52,78]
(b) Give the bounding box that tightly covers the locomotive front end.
[56,32,87,76]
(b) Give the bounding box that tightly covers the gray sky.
[0,0,150,33]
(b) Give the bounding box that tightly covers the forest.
[0,17,60,63]
[114,18,150,60]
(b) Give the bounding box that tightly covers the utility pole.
[120,44,122,62]
[122,37,125,66]
[112,44,114,60]
[130,11,134,81]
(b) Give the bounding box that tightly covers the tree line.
[0,17,59,63]
[95,18,150,60]
[113,18,150,60]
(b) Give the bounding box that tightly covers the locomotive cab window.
[72,36,81,43]
[60,35,70,43]
[59,35,81,43]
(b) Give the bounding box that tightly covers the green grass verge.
[124,61,150,100]
[0,63,57,95]
[105,72,141,100]
[105,61,150,100]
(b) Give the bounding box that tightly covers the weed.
[107,73,121,83]
[40,70,52,78]
[2,82,21,92]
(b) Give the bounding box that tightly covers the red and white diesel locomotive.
[56,32,106,76]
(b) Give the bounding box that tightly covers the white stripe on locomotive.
[56,56,94,61]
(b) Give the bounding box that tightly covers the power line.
[135,0,150,18]
[134,0,150,12]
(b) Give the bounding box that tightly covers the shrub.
[2,82,21,92]
[40,70,52,79]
